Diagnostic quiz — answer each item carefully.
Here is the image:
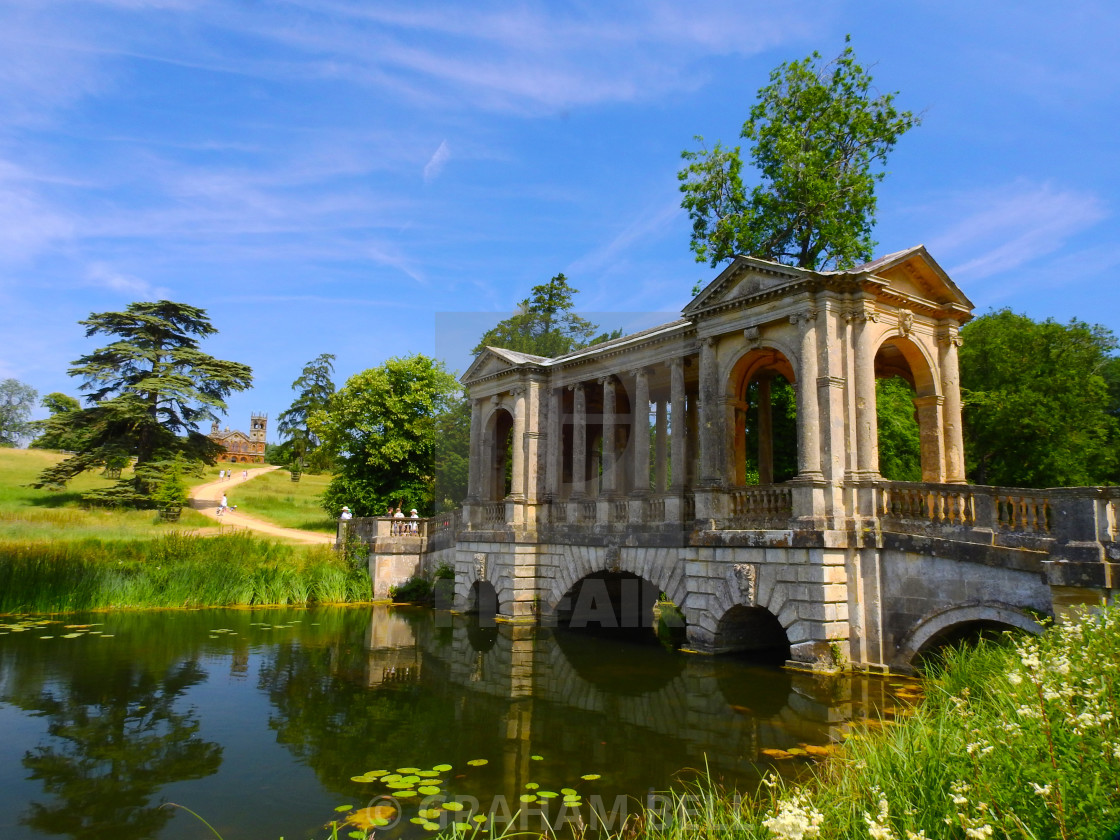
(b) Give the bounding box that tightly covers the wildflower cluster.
[761,789,823,840]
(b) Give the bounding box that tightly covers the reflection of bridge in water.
[360,610,908,788]
[350,248,1120,673]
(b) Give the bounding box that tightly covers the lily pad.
[418,785,441,795]
[473,815,487,824]
[396,790,417,798]
[580,774,601,781]
[397,766,421,773]
[525,782,539,790]
[466,758,488,766]
[417,769,440,777]
[538,791,558,799]
[419,809,442,819]
[410,817,428,825]
[561,788,577,796]
[433,763,452,772]
[334,804,353,812]
[520,794,537,803]
[442,801,465,812]
[422,822,441,831]
[531,754,544,760]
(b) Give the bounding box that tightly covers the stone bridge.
[350,246,1120,673]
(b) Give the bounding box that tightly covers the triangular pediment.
[460,346,549,386]
[854,245,973,310]
[683,256,807,317]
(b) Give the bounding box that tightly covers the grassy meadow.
[0,449,367,613]
[0,448,218,541]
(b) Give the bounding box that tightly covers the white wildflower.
[863,793,893,840]
[965,824,993,840]
[762,791,823,840]
[1030,782,1051,797]
[1007,671,1023,686]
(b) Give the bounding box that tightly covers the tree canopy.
[679,38,919,270]
[277,353,336,472]
[34,301,253,505]
[0,378,37,447]
[311,354,459,517]
[473,273,603,358]
[30,392,83,450]
[959,309,1119,487]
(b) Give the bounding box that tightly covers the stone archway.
[873,333,943,482]
[726,347,798,486]
[893,603,1045,672]
[482,407,513,501]
[713,605,791,663]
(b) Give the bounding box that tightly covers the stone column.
[698,336,722,486]
[545,386,560,497]
[467,397,483,500]
[570,383,586,498]
[670,358,686,489]
[938,326,967,484]
[509,386,526,500]
[654,398,667,492]
[913,394,946,483]
[600,376,616,495]
[632,368,651,493]
[853,307,880,478]
[757,375,773,485]
[793,312,823,479]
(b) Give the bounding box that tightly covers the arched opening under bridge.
[554,571,662,643]
[712,605,791,666]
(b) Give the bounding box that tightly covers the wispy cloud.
[85,263,171,299]
[928,180,1107,281]
[423,140,450,183]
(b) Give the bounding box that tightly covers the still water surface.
[0,606,918,839]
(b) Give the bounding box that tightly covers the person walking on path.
[218,493,228,515]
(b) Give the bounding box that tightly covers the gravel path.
[187,466,335,545]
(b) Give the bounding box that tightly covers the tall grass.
[618,608,1120,840]
[0,531,370,613]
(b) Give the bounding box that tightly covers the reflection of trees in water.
[8,659,221,840]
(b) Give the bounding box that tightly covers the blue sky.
[2,0,1117,438]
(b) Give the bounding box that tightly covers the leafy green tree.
[959,309,1119,487]
[30,392,83,450]
[0,378,37,447]
[473,273,600,358]
[277,353,336,472]
[33,301,253,506]
[434,395,471,512]
[876,376,922,482]
[311,354,459,517]
[679,37,919,270]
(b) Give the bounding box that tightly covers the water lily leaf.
[335,804,353,812]
[787,747,807,756]
[397,767,421,774]
[580,774,601,781]
[367,770,388,777]
[538,791,558,799]
[410,817,428,825]
[381,774,402,783]
[433,763,452,772]
[417,769,440,777]
[418,786,441,795]
[62,633,83,639]
[525,782,539,790]
[760,748,794,760]
[343,805,397,830]
[520,794,537,803]
[466,758,488,766]
[453,823,470,833]
[531,754,544,760]
[419,809,442,819]
[396,790,417,798]
[442,801,465,812]
[423,822,441,831]
[473,815,487,824]
[351,775,372,783]
[349,832,365,840]
[560,788,577,796]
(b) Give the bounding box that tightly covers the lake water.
[0,606,919,839]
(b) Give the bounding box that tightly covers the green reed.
[0,531,370,613]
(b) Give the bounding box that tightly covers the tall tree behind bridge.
[33,301,252,506]
[277,352,336,472]
[678,37,920,270]
[311,354,459,517]
[473,273,601,358]
[959,309,1119,487]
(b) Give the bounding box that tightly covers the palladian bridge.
[350,246,1120,673]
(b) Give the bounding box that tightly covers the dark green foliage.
[277,353,336,472]
[473,273,601,358]
[312,354,460,517]
[388,575,433,603]
[679,37,919,270]
[30,391,84,450]
[0,378,37,447]
[876,376,922,482]
[33,301,252,506]
[959,309,1119,487]
[434,395,470,511]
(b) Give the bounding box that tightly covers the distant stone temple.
[209,414,267,463]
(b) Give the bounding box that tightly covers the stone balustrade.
[726,485,794,529]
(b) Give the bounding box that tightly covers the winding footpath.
[187,466,334,545]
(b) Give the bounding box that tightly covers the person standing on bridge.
[339,506,353,521]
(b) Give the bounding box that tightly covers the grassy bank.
[0,531,370,613]
[0,449,218,541]
[623,608,1120,840]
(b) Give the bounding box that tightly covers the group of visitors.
[336,504,421,535]
[217,469,250,482]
